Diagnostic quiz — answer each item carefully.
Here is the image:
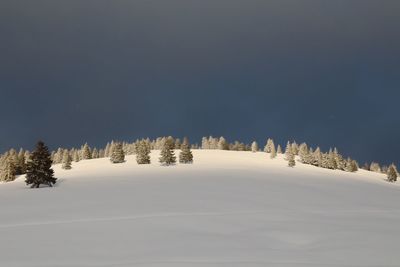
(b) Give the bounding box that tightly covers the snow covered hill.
[0,150,399,267]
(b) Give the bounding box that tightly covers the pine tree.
[61,150,72,170]
[270,143,277,159]
[54,148,64,164]
[387,164,398,182]
[110,142,125,163]
[287,146,296,167]
[284,141,291,161]
[370,162,381,173]
[291,141,299,155]
[298,143,308,163]
[179,137,193,164]
[81,143,92,160]
[17,148,27,174]
[25,141,57,188]
[159,136,176,165]
[136,140,151,164]
[344,158,358,172]
[277,144,282,154]
[251,141,258,152]
[92,147,99,159]
[73,150,80,162]
[175,138,181,150]
[312,147,322,167]
[218,137,228,150]
[0,156,16,182]
[264,138,275,153]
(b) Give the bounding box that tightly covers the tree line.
[0,136,397,186]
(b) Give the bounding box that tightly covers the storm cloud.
[0,0,399,165]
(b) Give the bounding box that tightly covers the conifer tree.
[348,159,358,172]
[110,142,125,163]
[291,141,299,155]
[175,138,181,150]
[270,143,277,159]
[0,156,16,182]
[136,140,151,164]
[277,144,282,154]
[218,137,228,150]
[370,162,381,173]
[73,150,80,162]
[179,137,193,164]
[287,146,296,167]
[312,147,323,167]
[298,143,308,163]
[54,148,64,164]
[284,141,291,161]
[81,143,92,160]
[159,136,176,165]
[25,141,56,188]
[264,138,275,153]
[92,148,99,159]
[61,150,72,170]
[387,164,398,182]
[251,141,258,152]
[201,137,209,149]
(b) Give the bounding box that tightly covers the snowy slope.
[0,150,399,267]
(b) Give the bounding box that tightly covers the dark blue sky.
[0,0,399,166]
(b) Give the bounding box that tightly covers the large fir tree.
[136,140,151,164]
[81,143,92,160]
[387,164,398,182]
[61,150,72,170]
[25,141,57,188]
[287,146,296,167]
[159,136,176,165]
[110,142,125,163]
[179,137,193,164]
[251,141,259,152]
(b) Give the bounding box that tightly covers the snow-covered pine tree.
[291,141,299,155]
[327,149,337,170]
[61,150,72,170]
[98,149,105,158]
[110,142,125,164]
[370,162,381,173]
[218,137,228,150]
[136,140,151,164]
[81,143,92,160]
[277,144,282,154]
[264,138,274,153]
[209,136,219,149]
[333,148,346,170]
[54,148,64,164]
[201,137,209,149]
[387,164,398,182]
[159,136,176,166]
[25,141,56,188]
[270,143,277,159]
[347,159,358,172]
[251,141,258,152]
[313,147,323,167]
[104,142,111,157]
[287,146,296,167]
[284,141,291,161]
[92,148,99,159]
[179,137,193,164]
[298,143,309,163]
[0,156,16,182]
[73,150,80,162]
[17,148,27,175]
[175,138,181,150]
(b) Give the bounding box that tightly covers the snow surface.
[0,150,399,267]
